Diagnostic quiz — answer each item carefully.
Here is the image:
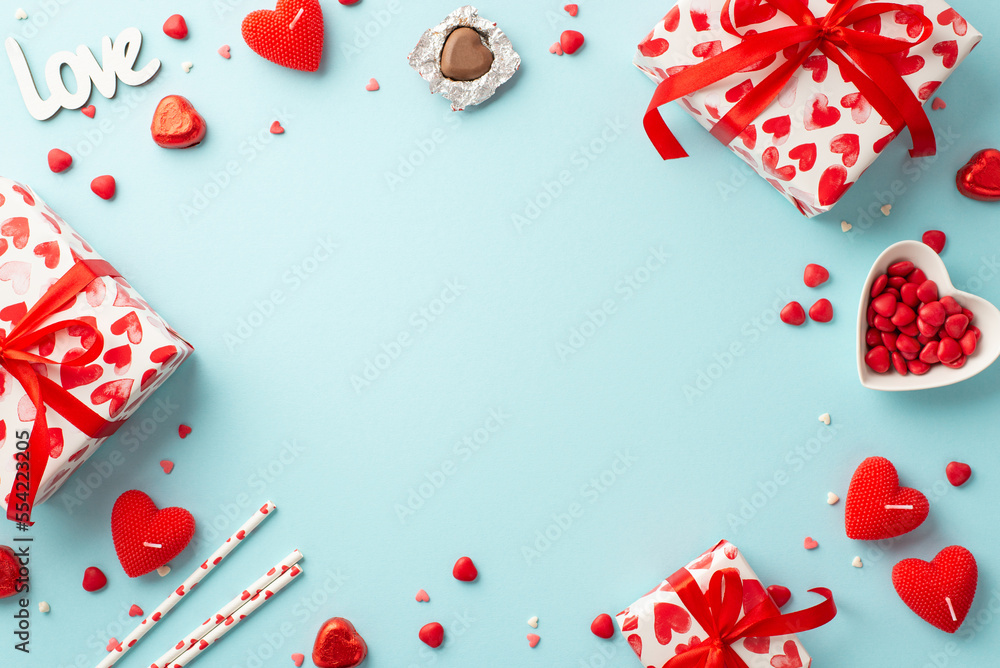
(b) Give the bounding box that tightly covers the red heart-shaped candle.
[111,490,195,577]
[956,148,1000,201]
[893,546,977,633]
[151,95,207,149]
[312,617,368,668]
[845,456,929,540]
[0,546,20,599]
[242,0,324,72]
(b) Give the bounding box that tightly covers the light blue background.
[1,0,999,666]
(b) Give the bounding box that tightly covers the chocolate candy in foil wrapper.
[408,5,520,111]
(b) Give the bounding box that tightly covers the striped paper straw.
[169,563,304,667]
[95,501,277,668]
[150,550,303,668]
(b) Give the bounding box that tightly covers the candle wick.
[945,597,957,622]
[884,504,913,510]
[289,8,304,30]
[144,542,163,549]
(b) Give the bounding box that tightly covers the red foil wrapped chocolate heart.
[312,617,368,668]
[956,148,1000,201]
[150,95,207,149]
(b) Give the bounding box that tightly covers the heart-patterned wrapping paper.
[0,177,192,515]
[617,540,815,668]
[634,0,981,217]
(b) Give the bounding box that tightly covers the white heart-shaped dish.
[857,240,1000,391]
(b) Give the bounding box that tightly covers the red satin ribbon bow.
[644,0,936,160]
[4,259,125,524]
[663,567,836,668]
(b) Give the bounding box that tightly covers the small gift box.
[634,0,981,216]
[617,540,836,667]
[0,177,192,523]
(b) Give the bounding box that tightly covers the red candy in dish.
[858,241,1000,391]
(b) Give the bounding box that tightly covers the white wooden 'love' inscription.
[5,27,161,121]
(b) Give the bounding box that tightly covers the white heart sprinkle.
[818,413,830,425]
[156,565,171,577]
[181,61,193,73]
[827,492,839,505]
[14,8,27,20]
[880,204,892,216]
[38,601,50,613]
[841,221,852,232]
[852,556,863,568]
[527,616,538,629]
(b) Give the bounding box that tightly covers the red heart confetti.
[111,490,196,578]
[956,149,1000,201]
[845,456,929,540]
[564,4,578,16]
[179,424,192,439]
[82,566,107,592]
[419,622,444,648]
[128,604,143,617]
[931,97,947,110]
[803,537,818,550]
[312,618,368,668]
[160,460,175,475]
[591,613,614,639]
[47,149,72,173]
[270,121,285,134]
[452,556,478,581]
[163,14,188,40]
[242,0,324,72]
[415,589,430,602]
[81,105,96,118]
[945,461,971,487]
[292,653,305,667]
[527,633,541,648]
[893,546,977,633]
[91,175,116,200]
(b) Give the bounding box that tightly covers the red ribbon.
[4,260,125,524]
[644,0,936,160]
[663,567,836,668]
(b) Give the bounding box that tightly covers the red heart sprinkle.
[452,556,478,581]
[242,0,325,72]
[590,613,614,639]
[160,460,175,475]
[803,537,818,550]
[270,121,285,134]
[931,97,947,110]
[128,604,143,617]
[82,566,107,592]
[560,30,585,55]
[418,622,444,648]
[414,589,430,602]
[291,653,305,667]
[527,633,540,648]
[893,546,977,633]
[564,4,578,16]
[163,14,188,40]
[47,149,72,173]
[946,461,971,486]
[178,424,192,439]
[91,175,116,200]
[81,105,96,118]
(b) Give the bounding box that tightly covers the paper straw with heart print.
[168,563,304,668]
[149,549,303,668]
[94,501,278,668]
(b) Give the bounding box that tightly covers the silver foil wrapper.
[408,5,520,111]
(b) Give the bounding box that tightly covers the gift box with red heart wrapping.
[0,177,192,520]
[634,0,981,216]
